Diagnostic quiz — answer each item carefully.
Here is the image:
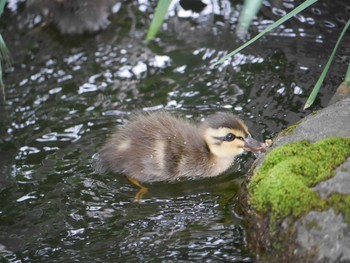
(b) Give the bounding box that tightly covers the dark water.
[0,0,349,261]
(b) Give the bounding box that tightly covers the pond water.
[0,0,349,262]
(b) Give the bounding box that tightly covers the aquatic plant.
[303,19,350,109]
[146,0,350,109]
[213,0,350,109]
[146,0,172,42]
[0,0,11,104]
[213,0,317,65]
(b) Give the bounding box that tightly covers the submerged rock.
[239,98,350,262]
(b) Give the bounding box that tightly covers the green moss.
[305,220,321,231]
[328,194,350,223]
[279,121,300,136]
[248,137,350,221]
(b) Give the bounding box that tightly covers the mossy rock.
[239,99,350,262]
[240,137,350,262]
[248,137,350,222]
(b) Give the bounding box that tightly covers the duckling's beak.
[243,135,267,152]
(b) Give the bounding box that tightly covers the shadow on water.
[0,0,349,261]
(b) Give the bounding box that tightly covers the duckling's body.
[95,112,265,183]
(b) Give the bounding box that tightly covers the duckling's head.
[203,112,265,159]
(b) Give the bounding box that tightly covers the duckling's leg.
[127,177,148,201]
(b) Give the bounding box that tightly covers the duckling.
[94,112,267,199]
[27,0,118,35]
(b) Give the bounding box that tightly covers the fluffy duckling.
[94,112,267,198]
[28,0,118,35]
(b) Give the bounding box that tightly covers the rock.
[328,81,350,106]
[296,209,350,262]
[314,157,350,199]
[272,98,350,146]
[240,98,350,262]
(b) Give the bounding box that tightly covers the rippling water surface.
[0,0,349,261]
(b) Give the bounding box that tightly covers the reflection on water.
[1,0,349,261]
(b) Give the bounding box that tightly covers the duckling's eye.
[225,133,236,141]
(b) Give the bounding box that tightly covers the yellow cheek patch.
[204,127,249,159]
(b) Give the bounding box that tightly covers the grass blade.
[0,0,7,104]
[236,0,263,38]
[345,63,350,85]
[0,62,4,103]
[0,34,11,66]
[213,0,318,66]
[304,19,350,109]
[0,0,5,17]
[146,0,172,42]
